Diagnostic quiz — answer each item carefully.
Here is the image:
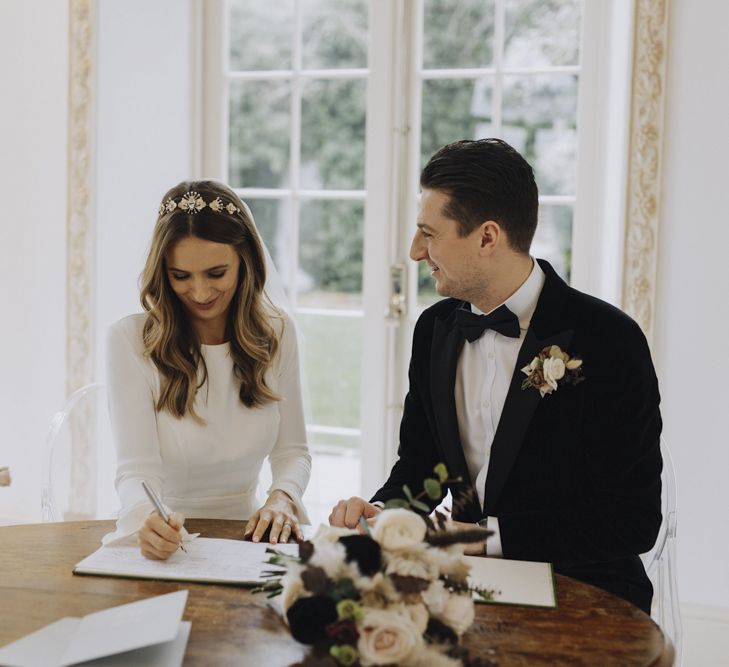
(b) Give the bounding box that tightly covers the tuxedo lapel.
[429,314,473,491]
[482,260,574,515]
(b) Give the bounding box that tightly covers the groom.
[329,138,662,614]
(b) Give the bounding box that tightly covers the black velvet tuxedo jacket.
[370,259,663,613]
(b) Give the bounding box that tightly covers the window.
[203,0,621,521]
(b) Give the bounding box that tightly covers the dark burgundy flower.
[337,534,382,576]
[325,619,359,645]
[298,540,315,563]
[301,565,330,594]
[286,596,338,645]
[425,617,458,645]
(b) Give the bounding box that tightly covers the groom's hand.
[329,497,382,528]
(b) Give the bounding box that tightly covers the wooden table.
[0,520,673,666]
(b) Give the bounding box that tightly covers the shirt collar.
[471,258,545,330]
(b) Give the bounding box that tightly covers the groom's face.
[411,189,482,300]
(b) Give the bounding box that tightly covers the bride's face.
[165,235,240,330]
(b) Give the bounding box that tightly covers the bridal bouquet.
[256,466,495,667]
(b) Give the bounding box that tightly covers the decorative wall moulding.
[622,0,670,346]
[66,0,97,518]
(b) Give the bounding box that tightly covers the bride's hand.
[138,510,186,560]
[244,490,303,544]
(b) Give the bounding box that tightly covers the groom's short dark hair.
[420,138,539,254]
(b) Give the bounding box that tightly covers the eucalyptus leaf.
[424,478,442,499]
[385,498,410,510]
[433,462,449,482]
[411,498,431,513]
[403,484,414,502]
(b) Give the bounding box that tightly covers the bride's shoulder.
[107,313,147,354]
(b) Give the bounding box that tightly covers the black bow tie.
[455,304,521,342]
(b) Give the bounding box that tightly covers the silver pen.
[141,481,187,553]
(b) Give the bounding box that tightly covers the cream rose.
[280,570,305,615]
[385,551,436,580]
[405,603,429,633]
[357,607,423,666]
[439,593,475,636]
[308,540,349,579]
[542,356,566,390]
[422,580,449,615]
[372,509,427,551]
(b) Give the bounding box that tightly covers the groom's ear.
[477,220,501,255]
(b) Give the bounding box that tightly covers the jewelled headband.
[158,191,242,217]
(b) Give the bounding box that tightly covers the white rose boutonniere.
[521,345,584,397]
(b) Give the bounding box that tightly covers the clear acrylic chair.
[41,383,119,521]
[641,436,682,665]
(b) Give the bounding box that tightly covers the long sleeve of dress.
[266,315,312,524]
[102,317,172,544]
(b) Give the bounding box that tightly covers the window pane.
[229,81,290,189]
[532,204,573,281]
[298,199,364,308]
[302,0,368,70]
[243,198,293,294]
[504,0,582,68]
[423,0,495,70]
[501,74,578,196]
[229,0,294,71]
[421,77,494,168]
[299,314,362,428]
[303,445,361,526]
[300,79,367,190]
[417,260,439,308]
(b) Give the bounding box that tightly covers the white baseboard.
[681,603,729,666]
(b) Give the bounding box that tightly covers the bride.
[103,180,310,559]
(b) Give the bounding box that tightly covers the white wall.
[655,0,729,615]
[0,1,69,522]
[95,0,196,383]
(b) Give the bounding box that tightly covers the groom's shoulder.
[564,283,646,343]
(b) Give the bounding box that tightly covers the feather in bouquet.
[255,465,497,667]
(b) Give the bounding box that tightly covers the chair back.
[641,436,682,665]
[41,383,119,521]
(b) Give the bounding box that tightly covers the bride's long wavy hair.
[140,179,282,421]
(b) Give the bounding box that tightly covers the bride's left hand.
[243,490,304,544]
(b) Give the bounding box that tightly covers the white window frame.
[201,0,636,495]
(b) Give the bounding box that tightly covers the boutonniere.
[521,345,584,397]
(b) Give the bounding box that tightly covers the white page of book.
[74,538,298,585]
[465,556,556,608]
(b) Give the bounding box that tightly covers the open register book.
[74,537,555,608]
[74,537,298,585]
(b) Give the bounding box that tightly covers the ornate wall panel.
[622,0,670,344]
[66,0,96,518]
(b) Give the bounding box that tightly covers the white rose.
[357,607,423,666]
[308,540,349,579]
[406,603,429,633]
[542,357,565,390]
[385,551,436,580]
[438,593,475,636]
[422,580,449,615]
[280,570,305,615]
[425,545,470,579]
[372,508,427,551]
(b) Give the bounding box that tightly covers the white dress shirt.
[456,259,545,555]
[102,312,311,545]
